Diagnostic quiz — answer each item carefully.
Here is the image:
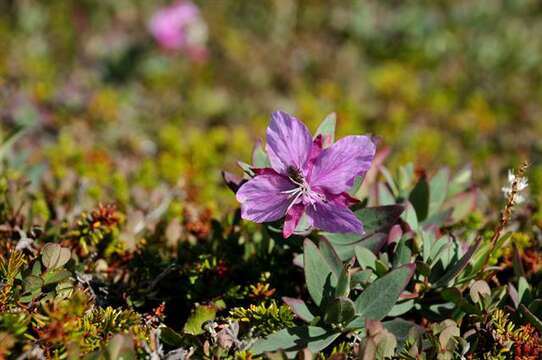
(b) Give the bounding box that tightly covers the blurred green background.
[1,0,542,213]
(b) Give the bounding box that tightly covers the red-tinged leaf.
[222,171,244,193]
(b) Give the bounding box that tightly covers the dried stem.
[481,161,528,275]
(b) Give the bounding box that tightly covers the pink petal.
[310,136,375,194]
[327,192,360,207]
[148,1,200,50]
[252,168,279,176]
[306,201,364,234]
[310,135,323,162]
[283,204,305,238]
[236,174,295,223]
[266,111,313,175]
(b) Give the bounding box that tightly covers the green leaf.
[377,183,396,205]
[250,326,340,355]
[434,236,482,287]
[315,113,336,147]
[321,206,404,261]
[393,238,412,267]
[383,318,423,344]
[415,261,431,277]
[237,161,255,177]
[19,288,41,303]
[252,140,271,168]
[351,269,374,288]
[356,205,405,238]
[55,281,74,299]
[388,300,414,317]
[353,264,415,322]
[41,243,71,269]
[355,246,377,270]
[447,166,472,197]
[318,238,343,279]
[160,326,185,347]
[183,304,217,335]
[428,168,449,216]
[304,240,336,307]
[380,167,400,197]
[324,233,387,261]
[31,261,42,276]
[23,275,43,292]
[528,299,542,319]
[421,230,435,263]
[444,191,477,224]
[42,269,71,286]
[324,297,356,325]
[335,267,351,298]
[430,235,451,264]
[348,175,364,197]
[518,277,530,304]
[401,202,418,231]
[441,288,462,304]
[409,177,429,222]
[293,213,312,235]
[469,280,491,303]
[520,304,542,333]
[398,163,415,194]
[375,259,390,276]
[282,297,315,323]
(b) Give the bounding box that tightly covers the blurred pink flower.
[148,1,208,59]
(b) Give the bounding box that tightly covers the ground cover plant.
[2,1,542,359]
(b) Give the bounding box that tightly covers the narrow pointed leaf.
[434,236,482,287]
[520,304,542,333]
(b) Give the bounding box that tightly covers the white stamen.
[281,172,326,212]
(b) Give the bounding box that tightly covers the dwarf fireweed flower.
[148,1,208,59]
[236,111,375,238]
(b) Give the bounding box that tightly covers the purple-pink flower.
[236,111,376,238]
[148,1,207,59]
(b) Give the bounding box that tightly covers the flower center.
[282,166,325,211]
